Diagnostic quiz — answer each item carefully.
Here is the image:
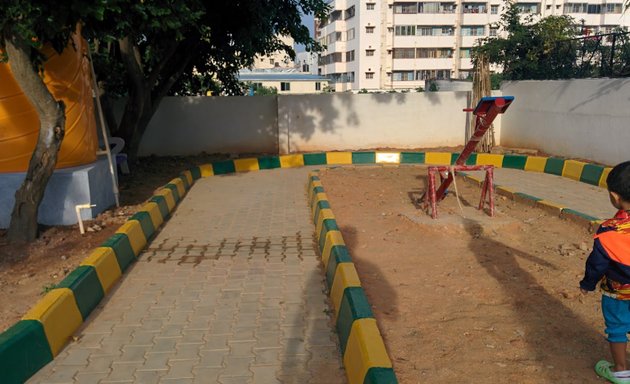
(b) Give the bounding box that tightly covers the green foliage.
[0,0,114,64]
[428,82,439,92]
[171,71,222,96]
[473,0,577,80]
[415,86,424,92]
[358,88,368,94]
[246,82,278,96]
[490,73,503,90]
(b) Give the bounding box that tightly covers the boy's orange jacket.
[580,210,630,298]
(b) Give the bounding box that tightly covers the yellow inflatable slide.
[0,33,98,173]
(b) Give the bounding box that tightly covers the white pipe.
[87,47,120,207]
[76,204,96,234]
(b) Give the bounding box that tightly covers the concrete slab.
[0,157,116,228]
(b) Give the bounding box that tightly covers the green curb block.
[258,156,282,169]
[164,183,181,202]
[0,320,53,384]
[129,212,156,240]
[562,208,600,222]
[102,233,136,272]
[450,153,477,165]
[313,200,331,222]
[178,175,190,190]
[400,152,425,164]
[326,246,353,289]
[56,266,104,321]
[319,219,340,251]
[514,192,542,202]
[149,195,171,220]
[502,154,527,169]
[212,160,236,175]
[190,166,202,180]
[580,164,605,186]
[304,153,328,166]
[353,152,376,164]
[544,157,565,176]
[364,367,399,384]
[337,286,375,355]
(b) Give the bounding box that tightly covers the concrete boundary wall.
[138,93,487,156]
[500,79,630,166]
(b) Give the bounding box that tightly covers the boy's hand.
[580,288,588,295]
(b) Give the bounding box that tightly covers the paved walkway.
[467,168,617,220]
[29,167,345,384]
[26,163,619,384]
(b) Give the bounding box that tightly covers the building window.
[417,48,453,58]
[395,25,416,36]
[345,5,356,19]
[346,28,356,41]
[281,82,290,91]
[516,3,540,13]
[316,82,321,91]
[393,71,415,81]
[393,48,416,59]
[366,72,375,79]
[606,4,622,13]
[463,3,486,13]
[564,3,585,13]
[459,48,471,58]
[394,2,418,13]
[269,58,275,65]
[366,49,375,56]
[491,5,499,14]
[346,50,355,62]
[330,10,343,22]
[461,25,485,36]
[416,69,451,80]
[586,4,601,13]
[366,26,375,33]
[489,27,498,36]
[418,2,456,13]
[418,26,454,36]
[367,2,376,10]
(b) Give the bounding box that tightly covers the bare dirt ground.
[0,155,229,332]
[319,166,607,384]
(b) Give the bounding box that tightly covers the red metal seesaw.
[423,96,514,219]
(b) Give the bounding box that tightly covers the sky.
[296,13,315,53]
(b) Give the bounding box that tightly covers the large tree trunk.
[4,33,66,243]
[116,36,196,163]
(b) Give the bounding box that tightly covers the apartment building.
[252,35,296,69]
[316,0,629,91]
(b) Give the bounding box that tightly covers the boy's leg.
[611,342,628,372]
[602,295,630,371]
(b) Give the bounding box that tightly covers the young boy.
[580,161,630,384]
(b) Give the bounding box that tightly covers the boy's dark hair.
[607,161,630,202]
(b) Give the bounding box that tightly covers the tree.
[95,0,330,161]
[1,0,327,243]
[0,1,112,243]
[473,0,577,80]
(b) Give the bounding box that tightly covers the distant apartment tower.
[253,35,296,69]
[316,0,629,91]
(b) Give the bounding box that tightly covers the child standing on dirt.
[580,161,630,384]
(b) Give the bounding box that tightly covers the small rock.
[86,227,95,233]
[578,242,589,251]
[60,255,67,261]
[93,224,102,231]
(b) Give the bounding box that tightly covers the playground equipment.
[423,96,514,219]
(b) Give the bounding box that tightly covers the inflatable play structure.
[0,33,98,173]
[0,32,116,227]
